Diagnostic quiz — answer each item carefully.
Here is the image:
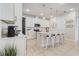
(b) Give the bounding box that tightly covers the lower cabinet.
[27,29,36,39]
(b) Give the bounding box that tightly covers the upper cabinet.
[0,3,14,20]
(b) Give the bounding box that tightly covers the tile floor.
[26,38,79,56]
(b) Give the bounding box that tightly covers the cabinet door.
[0,3,14,20]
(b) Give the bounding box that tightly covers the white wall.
[14,3,22,32]
[0,3,14,20]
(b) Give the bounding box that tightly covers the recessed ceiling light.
[59,3,64,5]
[50,16,53,18]
[43,17,45,19]
[70,8,74,11]
[51,17,56,22]
[40,13,44,16]
[26,9,30,12]
[53,19,56,22]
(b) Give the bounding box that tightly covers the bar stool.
[45,34,51,48]
[55,33,60,47]
[51,34,55,48]
[60,33,64,45]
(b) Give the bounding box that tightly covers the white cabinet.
[0,3,14,20]
[26,29,35,39]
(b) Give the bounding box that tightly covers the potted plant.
[0,46,17,56]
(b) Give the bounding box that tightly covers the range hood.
[1,19,16,24]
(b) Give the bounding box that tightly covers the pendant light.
[50,8,53,19]
[41,4,46,19]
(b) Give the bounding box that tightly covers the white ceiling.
[23,3,79,20]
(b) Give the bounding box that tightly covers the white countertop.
[37,32,52,34]
[1,35,27,39]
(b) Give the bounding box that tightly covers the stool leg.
[51,37,55,48]
[52,39,55,48]
[46,37,49,48]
